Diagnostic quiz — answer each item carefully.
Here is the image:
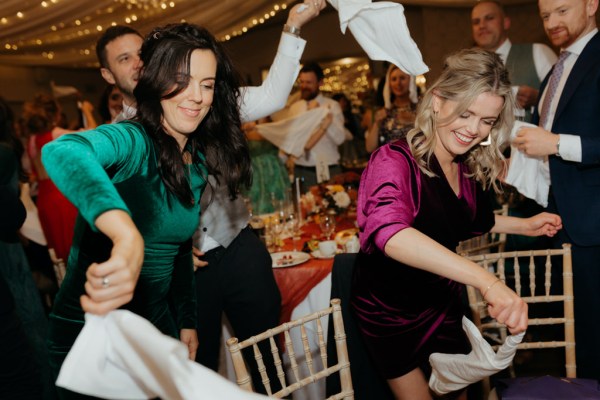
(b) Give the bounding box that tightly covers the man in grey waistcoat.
[471,0,557,122]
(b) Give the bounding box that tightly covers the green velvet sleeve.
[169,238,197,329]
[41,122,150,231]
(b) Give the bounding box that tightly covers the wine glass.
[285,211,301,250]
[319,213,336,240]
[270,216,285,252]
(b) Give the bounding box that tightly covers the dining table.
[219,211,358,400]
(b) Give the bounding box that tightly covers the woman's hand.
[192,247,208,272]
[180,328,199,360]
[287,0,326,30]
[481,278,528,335]
[80,210,144,315]
[373,108,387,124]
[522,212,562,237]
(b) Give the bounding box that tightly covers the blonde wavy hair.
[407,48,514,192]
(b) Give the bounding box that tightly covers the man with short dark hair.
[95,25,143,122]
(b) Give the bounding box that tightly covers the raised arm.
[239,0,325,122]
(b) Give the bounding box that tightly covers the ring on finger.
[101,276,110,289]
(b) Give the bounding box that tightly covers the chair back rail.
[465,243,575,397]
[227,298,354,399]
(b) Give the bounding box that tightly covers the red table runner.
[272,215,356,324]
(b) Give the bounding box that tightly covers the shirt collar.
[564,28,598,56]
[495,38,512,60]
[122,102,137,119]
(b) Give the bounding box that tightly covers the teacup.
[344,235,360,253]
[318,240,337,258]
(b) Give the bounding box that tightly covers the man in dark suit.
[513,0,600,380]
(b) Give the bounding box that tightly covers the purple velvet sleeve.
[357,142,421,254]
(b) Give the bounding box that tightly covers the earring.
[480,135,492,146]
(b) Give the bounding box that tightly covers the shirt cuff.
[278,32,306,59]
[558,134,582,162]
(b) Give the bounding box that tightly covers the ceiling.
[0,0,536,68]
[0,0,303,67]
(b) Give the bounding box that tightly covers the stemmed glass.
[319,213,336,240]
[270,216,285,252]
[285,211,301,251]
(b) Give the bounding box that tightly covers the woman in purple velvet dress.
[351,48,563,400]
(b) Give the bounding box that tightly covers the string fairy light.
[0,0,182,66]
[220,3,289,42]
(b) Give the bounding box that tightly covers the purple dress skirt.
[351,139,495,379]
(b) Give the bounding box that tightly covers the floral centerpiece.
[301,176,360,217]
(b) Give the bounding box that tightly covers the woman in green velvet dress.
[42,23,251,398]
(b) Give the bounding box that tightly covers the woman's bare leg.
[387,368,432,400]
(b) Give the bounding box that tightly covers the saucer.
[311,249,338,259]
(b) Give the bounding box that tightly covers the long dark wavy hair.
[0,97,26,181]
[134,23,251,204]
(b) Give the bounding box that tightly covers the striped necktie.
[539,51,571,128]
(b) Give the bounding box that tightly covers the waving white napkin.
[429,316,525,396]
[327,0,429,76]
[57,311,266,400]
[505,121,551,207]
[256,107,328,158]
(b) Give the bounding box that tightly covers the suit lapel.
[554,33,600,121]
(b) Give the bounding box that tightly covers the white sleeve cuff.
[558,134,582,162]
[278,32,306,59]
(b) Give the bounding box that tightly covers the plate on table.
[272,251,310,268]
[311,249,340,259]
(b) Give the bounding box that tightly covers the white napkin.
[256,107,328,158]
[505,121,551,207]
[57,311,267,400]
[327,0,429,76]
[429,316,525,396]
[19,182,47,245]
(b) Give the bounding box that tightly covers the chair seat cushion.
[497,375,600,399]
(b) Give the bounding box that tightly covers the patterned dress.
[376,103,417,147]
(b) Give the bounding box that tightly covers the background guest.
[364,64,418,153]
[0,96,51,399]
[471,0,557,122]
[97,84,123,124]
[22,94,97,262]
[242,119,290,214]
[287,62,346,188]
[512,0,600,380]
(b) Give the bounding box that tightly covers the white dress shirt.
[109,32,307,251]
[198,32,307,251]
[287,93,346,167]
[538,28,598,162]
